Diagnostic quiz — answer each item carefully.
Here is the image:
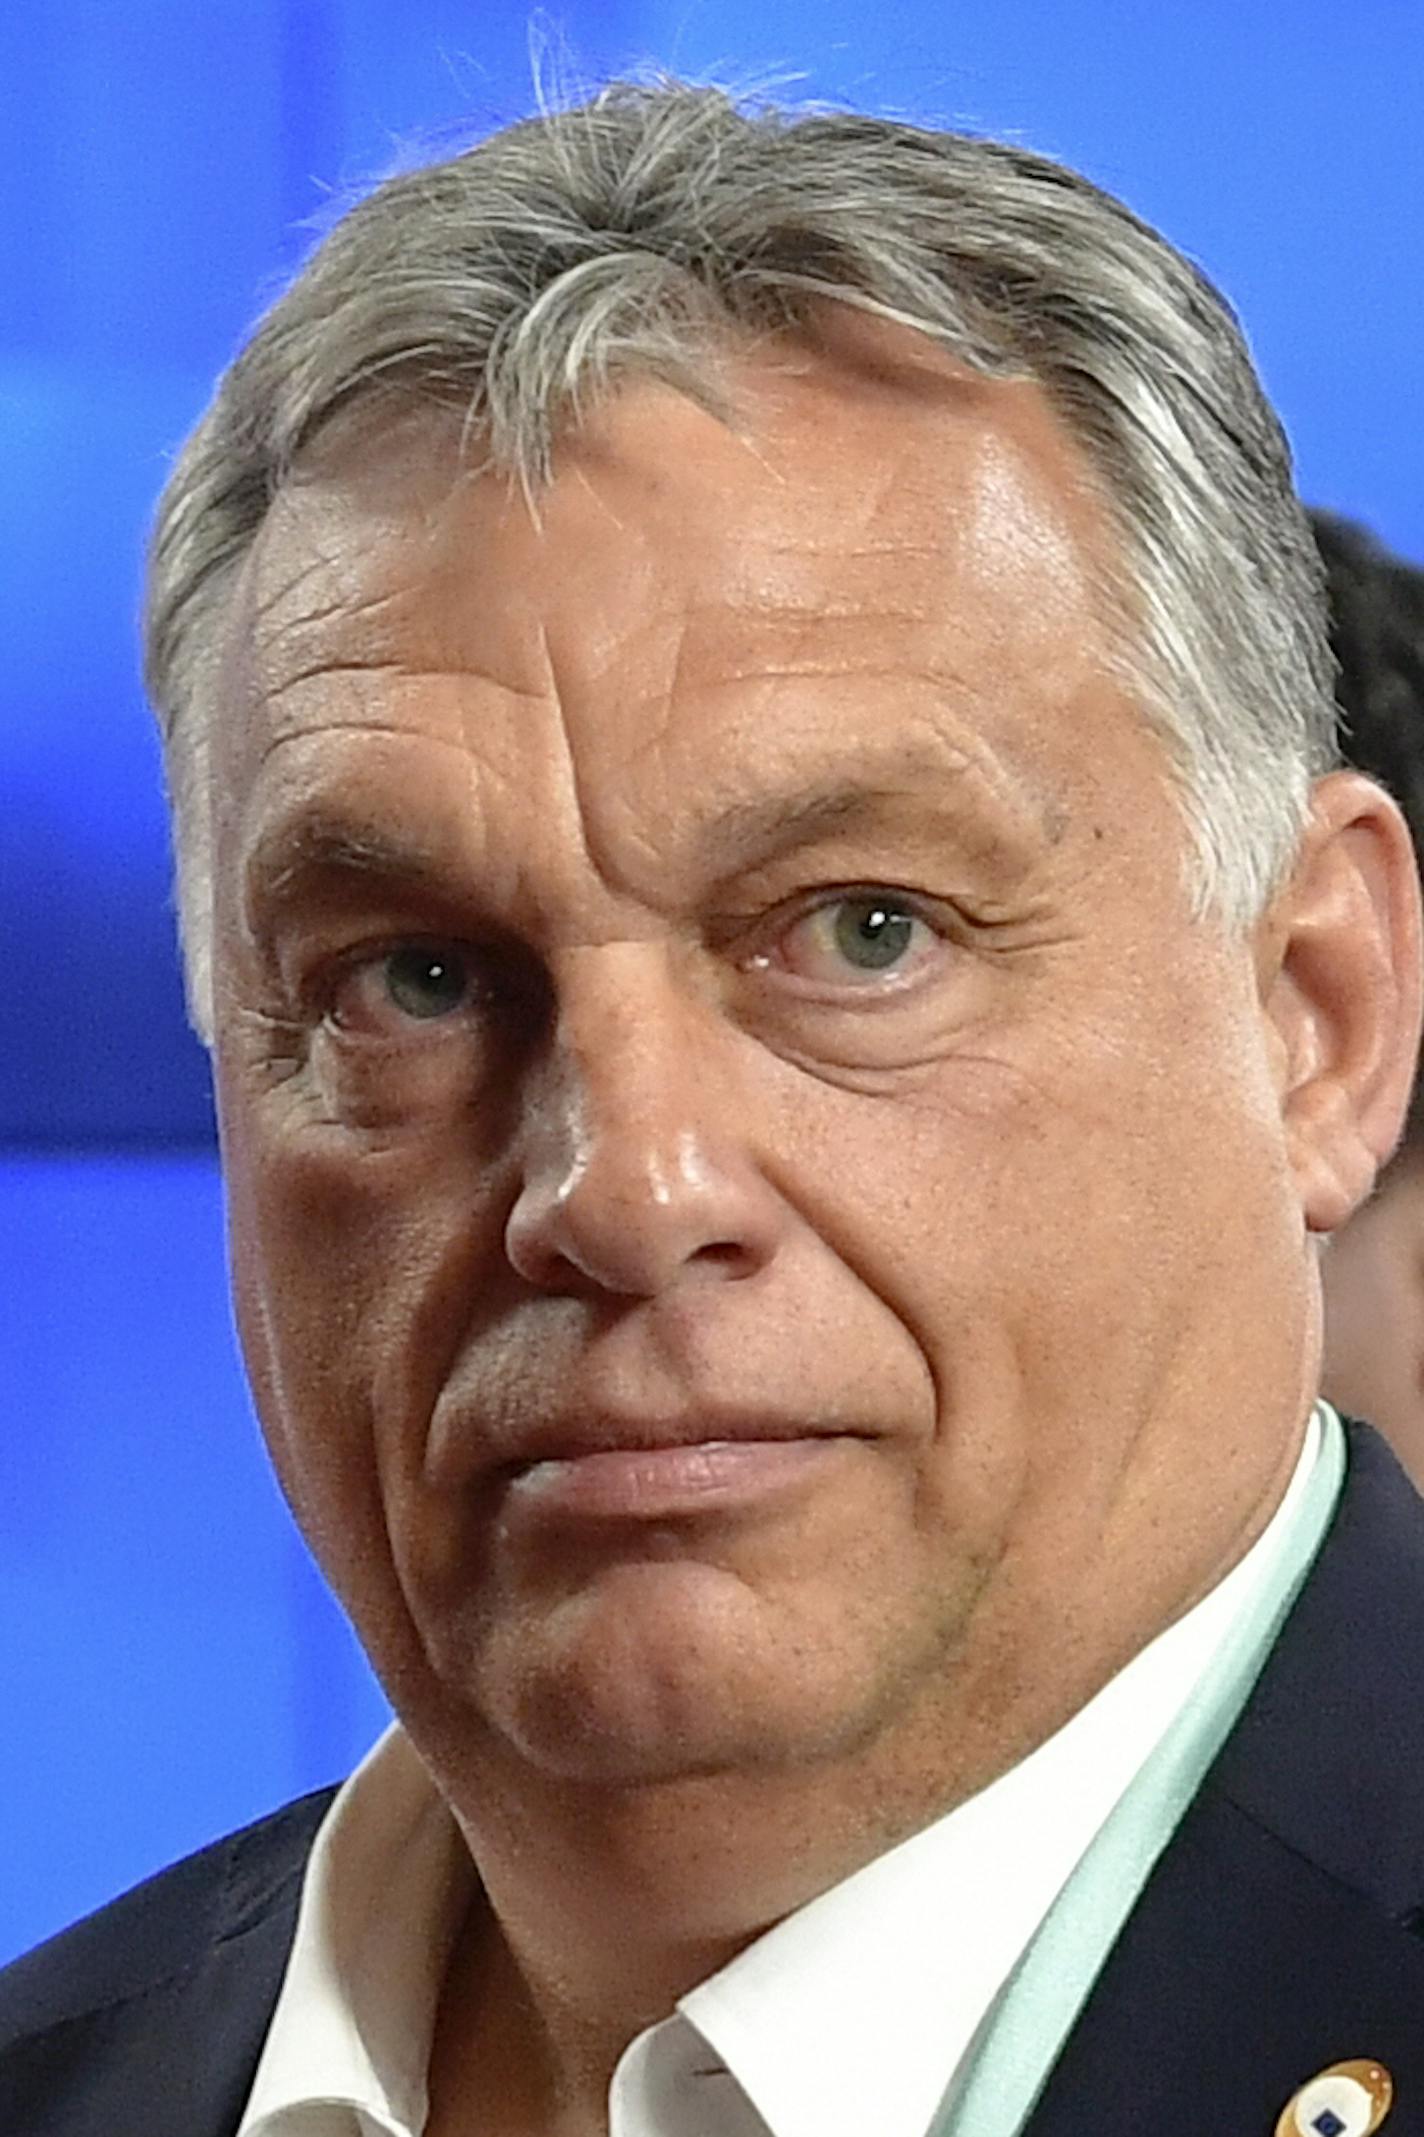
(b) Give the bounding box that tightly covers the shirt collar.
[238,1727,473,2136]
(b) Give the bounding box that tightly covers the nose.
[504,948,784,1299]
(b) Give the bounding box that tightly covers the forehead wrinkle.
[242,504,413,648]
[526,611,635,905]
[630,577,1089,683]
[255,659,553,716]
[245,538,347,629]
[245,482,543,705]
[257,657,423,712]
[251,717,501,767]
[255,582,431,664]
[666,594,950,634]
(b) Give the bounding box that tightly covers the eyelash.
[305,938,485,1037]
[734,883,952,977]
[302,883,954,1033]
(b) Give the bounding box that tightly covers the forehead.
[223,320,1142,890]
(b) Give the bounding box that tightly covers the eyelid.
[305,934,477,1033]
[720,879,941,941]
[318,932,555,1051]
[735,883,954,988]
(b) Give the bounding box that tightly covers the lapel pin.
[1276,2060,1393,2136]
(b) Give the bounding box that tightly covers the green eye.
[383,946,470,1019]
[830,897,918,971]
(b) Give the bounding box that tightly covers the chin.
[488,1670,886,1790]
[428,1555,968,1791]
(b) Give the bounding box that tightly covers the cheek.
[782,984,1289,1486]
[789,1036,1146,1339]
[219,1082,514,1527]
[759,1071,1101,1530]
[221,1105,534,1705]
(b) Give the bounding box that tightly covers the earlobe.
[1263,770,1423,1235]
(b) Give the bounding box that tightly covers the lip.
[499,1433,856,1521]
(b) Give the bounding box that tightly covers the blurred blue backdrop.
[1,0,1420,1963]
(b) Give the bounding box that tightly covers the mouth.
[497,1423,862,1523]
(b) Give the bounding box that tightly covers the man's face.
[213,324,1315,1816]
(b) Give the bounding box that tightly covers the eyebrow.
[693,749,1053,883]
[244,817,459,923]
[243,743,1052,928]
[698,784,901,876]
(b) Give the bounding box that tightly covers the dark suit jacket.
[4,1423,1424,2137]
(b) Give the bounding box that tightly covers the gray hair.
[144,77,1338,1039]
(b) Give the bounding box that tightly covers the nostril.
[690,1239,759,1275]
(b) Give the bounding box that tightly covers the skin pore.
[208,316,1419,2135]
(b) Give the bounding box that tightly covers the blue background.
[1,0,1420,1963]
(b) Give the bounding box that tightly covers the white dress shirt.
[240,1407,1328,2137]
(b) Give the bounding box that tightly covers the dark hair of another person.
[1312,511,1424,1151]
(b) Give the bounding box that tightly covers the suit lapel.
[12,1896,309,2137]
[1025,1788,1424,2134]
[0,1788,328,2137]
[1026,1426,1424,2136]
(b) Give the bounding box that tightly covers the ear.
[1260,769,1423,1234]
